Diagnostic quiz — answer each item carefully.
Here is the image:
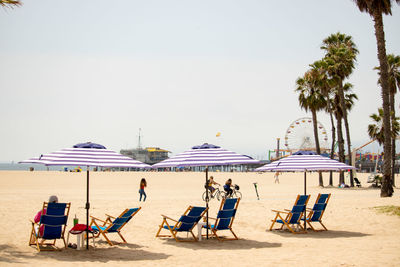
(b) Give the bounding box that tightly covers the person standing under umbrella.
[139,178,147,202]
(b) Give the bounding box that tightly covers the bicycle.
[225,184,242,199]
[202,186,224,201]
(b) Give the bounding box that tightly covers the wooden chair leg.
[117,232,127,243]
[319,221,328,231]
[269,213,279,230]
[156,218,169,237]
[190,231,198,241]
[101,232,114,246]
[230,229,238,240]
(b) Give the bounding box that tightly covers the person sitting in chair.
[34,195,58,237]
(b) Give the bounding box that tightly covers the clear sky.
[1,0,399,162]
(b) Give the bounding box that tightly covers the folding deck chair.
[269,195,310,234]
[90,207,141,246]
[302,193,331,231]
[203,197,240,241]
[156,206,207,242]
[29,202,71,251]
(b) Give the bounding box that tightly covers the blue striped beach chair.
[156,206,207,242]
[90,208,141,246]
[269,195,310,234]
[203,198,240,241]
[302,193,331,231]
[29,202,71,251]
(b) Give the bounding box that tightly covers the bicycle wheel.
[232,191,242,199]
[215,190,221,201]
[220,190,227,199]
[202,191,210,202]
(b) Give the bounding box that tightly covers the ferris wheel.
[284,117,329,152]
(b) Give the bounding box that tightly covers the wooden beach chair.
[29,202,71,251]
[156,206,207,242]
[90,208,141,246]
[269,195,310,234]
[203,197,240,241]
[302,193,331,231]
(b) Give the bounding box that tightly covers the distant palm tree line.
[296,32,359,187]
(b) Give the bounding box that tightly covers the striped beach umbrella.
[152,143,260,168]
[21,147,151,168]
[255,153,355,230]
[153,143,260,239]
[20,142,150,249]
[255,154,355,173]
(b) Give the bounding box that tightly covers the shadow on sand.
[268,229,370,239]
[0,244,170,264]
[160,238,281,250]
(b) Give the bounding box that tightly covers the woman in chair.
[33,195,58,237]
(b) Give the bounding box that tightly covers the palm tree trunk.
[337,81,354,187]
[312,109,324,187]
[325,92,336,187]
[390,91,396,187]
[329,111,336,186]
[373,10,393,197]
[336,113,345,185]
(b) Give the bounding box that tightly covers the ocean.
[0,163,63,171]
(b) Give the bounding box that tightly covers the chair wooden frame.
[90,207,141,246]
[304,193,331,231]
[155,206,208,242]
[205,197,241,241]
[29,202,71,251]
[269,195,310,234]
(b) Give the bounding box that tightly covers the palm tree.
[352,0,400,197]
[321,32,359,187]
[368,108,400,145]
[375,54,400,185]
[330,83,358,185]
[0,0,21,8]
[310,59,337,186]
[296,70,327,186]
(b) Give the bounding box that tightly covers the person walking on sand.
[274,172,280,184]
[139,178,147,202]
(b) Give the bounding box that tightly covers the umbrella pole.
[86,167,90,250]
[304,172,307,231]
[206,167,209,239]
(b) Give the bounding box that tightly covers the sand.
[0,170,399,266]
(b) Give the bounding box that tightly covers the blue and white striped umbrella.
[152,143,260,168]
[255,154,355,172]
[20,147,151,168]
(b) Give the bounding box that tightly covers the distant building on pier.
[120,147,170,165]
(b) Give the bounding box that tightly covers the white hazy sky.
[1,0,399,162]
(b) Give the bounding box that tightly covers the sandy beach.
[0,170,399,266]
